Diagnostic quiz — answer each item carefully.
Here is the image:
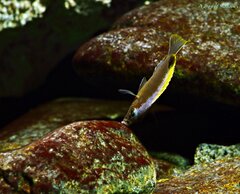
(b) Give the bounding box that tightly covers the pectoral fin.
[118,89,138,98]
[138,77,147,91]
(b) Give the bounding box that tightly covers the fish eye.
[168,55,176,68]
[130,108,137,118]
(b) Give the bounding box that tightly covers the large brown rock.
[154,156,240,193]
[153,144,240,193]
[0,98,129,152]
[73,0,240,105]
[0,120,156,193]
[0,98,171,152]
[73,27,167,91]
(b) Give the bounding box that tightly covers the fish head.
[121,107,139,126]
[122,101,149,126]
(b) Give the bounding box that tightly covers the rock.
[0,120,156,193]
[194,143,240,165]
[154,157,240,193]
[0,177,14,193]
[152,158,175,181]
[0,0,46,31]
[73,0,240,106]
[0,98,171,152]
[73,27,167,92]
[0,0,145,97]
[0,98,129,152]
[151,152,189,180]
[153,144,240,193]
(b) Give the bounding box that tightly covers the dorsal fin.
[138,77,147,91]
[118,89,139,98]
[168,34,188,55]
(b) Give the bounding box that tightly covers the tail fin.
[168,34,188,55]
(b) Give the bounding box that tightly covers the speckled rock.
[0,98,171,152]
[153,144,240,193]
[154,157,240,193]
[194,143,240,165]
[74,0,240,105]
[73,27,167,92]
[0,120,156,193]
[0,98,130,152]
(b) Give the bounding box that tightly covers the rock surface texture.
[0,98,170,152]
[0,98,130,152]
[153,144,240,193]
[0,121,156,193]
[74,0,240,105]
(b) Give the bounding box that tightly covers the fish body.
[121,34,188,126]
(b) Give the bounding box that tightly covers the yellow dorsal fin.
[168,34,188,55]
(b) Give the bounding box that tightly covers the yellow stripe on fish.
[119,34,188,126]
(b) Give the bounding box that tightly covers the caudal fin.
[168,34,188,55]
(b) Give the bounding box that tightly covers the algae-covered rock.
[0,0,46,31]
[153,144,240,193]
[0,0,147,97]
[151,152,189,180]
[154,157,240,193]
[73,27,166,92]
[194,143,240,165]
[74,0,240,105]
[0,120,156,193]
[0,97,171,152]
[0,98,130,152]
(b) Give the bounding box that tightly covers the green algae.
[0,0,156,32]
[0,0,46,31]
[59,164,155,194]
[56,124,156,194]
[194,143,240,165]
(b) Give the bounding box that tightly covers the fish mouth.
[121,119,129,126]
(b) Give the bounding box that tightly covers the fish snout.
[121,119,129,126]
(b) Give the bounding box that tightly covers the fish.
[119,34,188,126]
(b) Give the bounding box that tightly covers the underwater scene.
[0,0,239,193]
